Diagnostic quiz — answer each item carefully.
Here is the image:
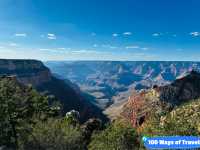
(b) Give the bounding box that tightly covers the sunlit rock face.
[120,71,200,127]
[0,59,108,122]
[0,59,51,86]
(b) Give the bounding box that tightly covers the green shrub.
[23,118,85,150]
[0,77,59,149]
[88,120,139,150]
[141,98,200,136]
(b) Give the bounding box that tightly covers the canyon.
[45,61,200,117]
[0,59,106,122]
[1,59,200,122]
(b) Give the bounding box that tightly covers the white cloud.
[39,48,63,53]
[47,33,56,40]
[57,47,71,51]
[48,36,56,40]
[39,48,102,55]
[112,33,119,37]
[71,50,100,54]
[152,33,161,37]
[123,32,132,36]
[126,45,139,49]
[126,45,149,50]
[190,32,200,37]
[39,48,53,51]
[15,33,27,37]
[47,33,55,37]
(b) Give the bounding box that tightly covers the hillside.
[0,59,51,86]
[120,70,200,127]
[159,70,200,105]
[0,76,140,150]
[0,59,107,122]
[0,75,59,148]
[2,61,200,149]
[141,97,200,136]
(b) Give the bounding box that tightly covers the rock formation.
[0,59,107,122]
[120,70,200,127]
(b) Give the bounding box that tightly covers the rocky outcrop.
[81,118,102,144]
[0,59,108,122]
[0,59,51,86]
[159,70,200,105]
[120,89,160,127]
[120,71,200,127]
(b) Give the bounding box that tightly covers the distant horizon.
[44,60,200,62]
[1,57,200,62]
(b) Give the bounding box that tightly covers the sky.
[0,0,200,61]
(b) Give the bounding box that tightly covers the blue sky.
[0,0,200,61]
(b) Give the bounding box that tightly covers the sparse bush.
[23,118,86,150]
[141,98,200,136]
[88,120,139,150]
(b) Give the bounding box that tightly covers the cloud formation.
[112,33,119,37]
[125,45,150,51]
[39,48,64,53]
[123,32,132,36]
[152,33,161,37]
[15,33,27,37]
[47,33,56,40]
[126,45,139,49]
[71,49,102,54]
[190,32,200,37]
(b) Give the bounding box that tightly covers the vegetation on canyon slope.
[0,77,139,150]
[141,98,200,136]
[2,72,200,150]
